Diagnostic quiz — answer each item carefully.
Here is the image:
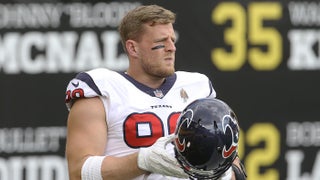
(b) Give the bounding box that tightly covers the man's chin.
[164,69,175,77]
[156,71,175,78]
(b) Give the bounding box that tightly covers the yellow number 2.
[246,123,280,180]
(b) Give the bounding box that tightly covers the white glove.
[137,134,189,179]
[219,166,232,180]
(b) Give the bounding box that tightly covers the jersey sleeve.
[174,71,217,104]
[65,71,103,110]
[179,71,216,98]
[200,73,216,98]
[207,78,216,98]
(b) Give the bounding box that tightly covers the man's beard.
[146,66,175,78]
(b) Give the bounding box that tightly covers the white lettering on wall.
[0,127,66,153]
[0,156,68,180]
[287,30,320,70]
[0,31,129,74]
[0,2,140,29]
[286,150,320,180]
[288,2,320,26]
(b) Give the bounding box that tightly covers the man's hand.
[137,134,189,179]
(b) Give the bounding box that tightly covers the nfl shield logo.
[153,89,164,98]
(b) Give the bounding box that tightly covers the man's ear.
[126,40,138,57]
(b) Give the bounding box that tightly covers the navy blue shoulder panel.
[75,72,102,96]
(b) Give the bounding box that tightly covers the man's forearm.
[101,153,146,180]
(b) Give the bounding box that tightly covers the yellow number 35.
[212,2,282,71]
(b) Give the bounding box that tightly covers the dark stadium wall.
[0,0,319,180]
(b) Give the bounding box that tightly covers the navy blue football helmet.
[174,98,240,180]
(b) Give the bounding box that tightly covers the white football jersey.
[65,68,216,180]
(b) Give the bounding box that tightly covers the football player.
[65,4,246,180]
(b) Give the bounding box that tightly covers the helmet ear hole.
[214,121,218,129]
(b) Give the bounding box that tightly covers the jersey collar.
[120,72,177,98]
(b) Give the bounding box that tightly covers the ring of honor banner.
[1,0,319,180]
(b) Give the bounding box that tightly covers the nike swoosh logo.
[72,81,79,87]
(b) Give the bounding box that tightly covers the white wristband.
[81,156,105,180]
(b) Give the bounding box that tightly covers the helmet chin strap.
[231,156,247,180]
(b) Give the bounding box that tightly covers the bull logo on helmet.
[222,115,239,158]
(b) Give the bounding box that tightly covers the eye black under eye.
[151,45,165,50]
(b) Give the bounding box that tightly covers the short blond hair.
[118,5,176,51]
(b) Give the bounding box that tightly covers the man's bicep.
[67,97,107,154]
[66,97,108,179]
